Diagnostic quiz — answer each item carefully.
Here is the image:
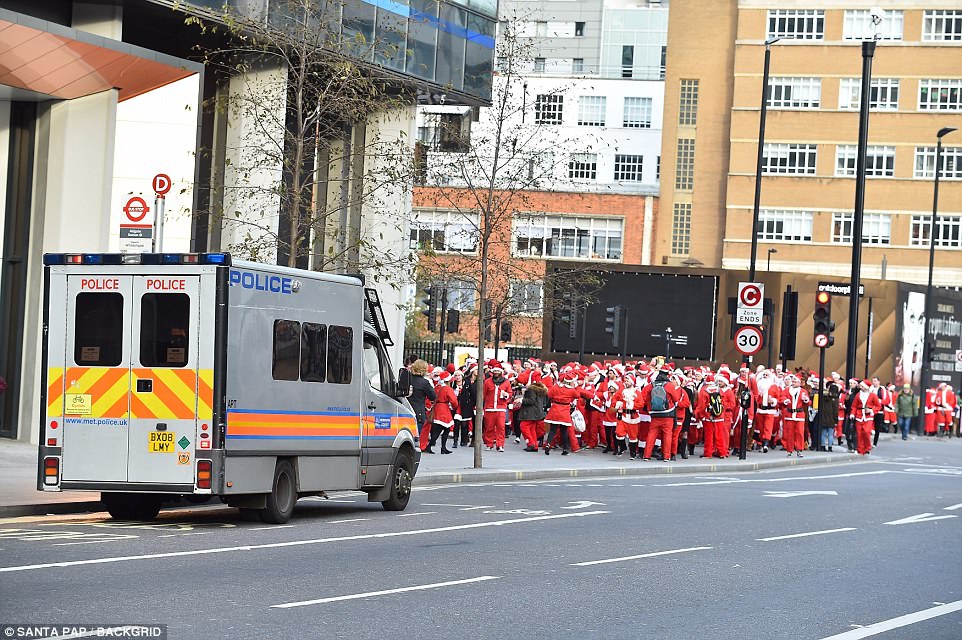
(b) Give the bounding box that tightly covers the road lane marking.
[883,513,958,526]
[0,511,609,573]
[330,518,368,524]
[818,599,962,639]
[271,576,500,608]
[398,512,437,517]
[763,490,838,498]
[458,506,494,511]
[421,504,481,508]
[757,528,857,542]
[572,546,713,566]
[655,470,889,487]
[943,503,962,511]
[249,525,295,531]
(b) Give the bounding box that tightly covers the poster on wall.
[895,284,962,391]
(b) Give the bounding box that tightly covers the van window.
[327,325,353,384]
[74,292,124,366]
[272,319,301,381]
[363,334,393,396]
[140,293,190,367]
[300,323,327,382]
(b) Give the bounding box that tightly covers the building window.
[767,9,824,40]
[919,79,962,111]
[911,215,962,248]
[843,9,903,40]
[831,213,891,245]
[839,78,900,111]
[757,209,813,242]
[923,10,962,41]
[572,58,584,73]
[568,153,598,180]
[577,96,607,126]
[767,77,821,109]
[679,79,699,126]
[445,279,476,311]
[835,145,895,178]
[534,94,564,125]
[534,57,546,72]
[575,21,585,37]
[762,143,817,175]
[670,202,691,256]
[417,111,471,152]
[536,21,548,36]
[508,281,544,315]
[675,138,695,190]
[614,154,644,182]
[621,45,634,78]
[623,97,653,128]
[410,209,480,253]
[513,214,623,260]
[914,146,962,180]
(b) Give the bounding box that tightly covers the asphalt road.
[0,438,960,640]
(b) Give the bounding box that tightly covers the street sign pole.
[153,195,165,253]
[816,346,826,452]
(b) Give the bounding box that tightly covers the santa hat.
[859,380,870,390]
[561,371,578,386]
[623,373,637,387]
[703,374,715,383]
[446,363,456,374]
[438,371,451,384]
[487,359,503,372]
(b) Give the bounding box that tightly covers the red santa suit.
[883,386,897,428]
[482,361,513,450]
[544,373,592,454]
[613,375,644,458]
[426,373,459,453]
[780,379,811,455]
[601,381,621,453]
[639,373,684,461]
[696,377,735,458]
[755,371,780,450]
[935,385,958,434]
[584,380,607,449]
[850,383,882,454]
[924,387,939,434]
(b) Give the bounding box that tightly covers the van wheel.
[102,493,162,521]
[259,460,297,524]
[381,450,414,511]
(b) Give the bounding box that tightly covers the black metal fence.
[404,341,542,366]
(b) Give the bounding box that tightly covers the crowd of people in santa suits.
[405,356,958,460]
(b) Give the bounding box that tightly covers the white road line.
[330,518,369,524]
[52,540,130,546]
[943,503,962,511]
[572,546,713,567]
[0,511,609,573]
[271,576,500,609]
[818,599,962,639]
[757,527,857,542]
[397,512,437,517]
[656,470,889,488]
[421,504,480,508]
[249,525,295,531]
[883,513,957,526]
[458,506,494,511]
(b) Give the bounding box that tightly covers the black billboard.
[550,270,719,360]
[895,284,962,391]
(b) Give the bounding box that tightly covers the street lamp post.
[844,38,877,383]
[767,248,777,271]
[749,38,780,282]
[921,126,958,398]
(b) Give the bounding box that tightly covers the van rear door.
[61,275,133,483]
[127,275,201,484]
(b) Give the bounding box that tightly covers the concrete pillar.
[220,62,287,265]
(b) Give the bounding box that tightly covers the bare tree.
[412,16,599,468]
[184,0,415,281]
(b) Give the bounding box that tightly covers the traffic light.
[605,305,622,348]
[445,309,460,334]
[421,287,437,332]
[813,291,835,348]
[500,321,512,343]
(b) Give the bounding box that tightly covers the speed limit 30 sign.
[734,325,764,356]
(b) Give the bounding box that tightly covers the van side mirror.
[396,368,412,398]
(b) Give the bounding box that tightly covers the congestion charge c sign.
[734,325,764,356]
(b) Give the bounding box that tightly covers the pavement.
[0,432,942,517]
[0,438,960,640]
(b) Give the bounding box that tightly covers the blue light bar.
[161,254,181,264]
[44,254,65,265]
[82,255,104,265]
[203,253,228,265]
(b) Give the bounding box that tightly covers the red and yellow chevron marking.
[198,369,214,420]
[226,412,361,439]
[47,368,65,418]
[130,368,197,420]
[64,367,130,418]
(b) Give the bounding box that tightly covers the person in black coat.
[408,359,435,436]
[456,366,478,447]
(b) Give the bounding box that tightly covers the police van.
[38,252,419,523]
